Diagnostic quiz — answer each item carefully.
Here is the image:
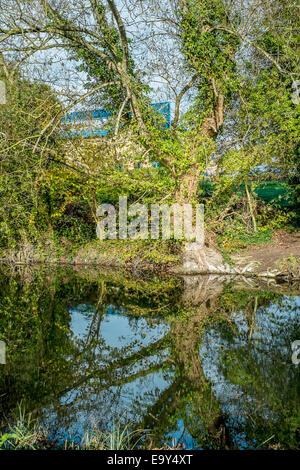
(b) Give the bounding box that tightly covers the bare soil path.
[232,230,300,275]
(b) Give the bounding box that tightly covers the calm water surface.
[0,266,299,449]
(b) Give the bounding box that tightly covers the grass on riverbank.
[0,407,286,451]
[0,407,147,450]
[0,407,184,450]
[1,227,300,279]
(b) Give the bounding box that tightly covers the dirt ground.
[232,230,300,275]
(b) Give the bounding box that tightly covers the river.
[0,265,299,449]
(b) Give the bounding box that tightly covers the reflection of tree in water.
[141,276,234,449]
[0,266,298,449]
[0,266,177,434]
[200,291,300,449]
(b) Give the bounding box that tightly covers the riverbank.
[0,414,167,450]
[0,229,299,280]
[0,420,287,451]
[231,230,300,276]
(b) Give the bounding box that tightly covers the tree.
[0,0,299,221]
[0,1,232,204]
[0,58,60,246]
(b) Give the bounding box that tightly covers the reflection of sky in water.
[47,304,173,440]
[47,295,299,449]
[200,296,300,449]
[57,369,173,439]
[70,303,169,351]
[166,419,199,450]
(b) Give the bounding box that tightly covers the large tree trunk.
[175,91,224,204]
[175,164,202,204]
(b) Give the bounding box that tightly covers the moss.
[74,239,181,268]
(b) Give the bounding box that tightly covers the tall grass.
[0,404,47,450]
[83,420,146,450]
[0,405,147,450]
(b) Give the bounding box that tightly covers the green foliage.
[179,0,240,113]
[0,66,59,247]
[0,404,47,450]
[0,0,299,252]
[218,223,273,252]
